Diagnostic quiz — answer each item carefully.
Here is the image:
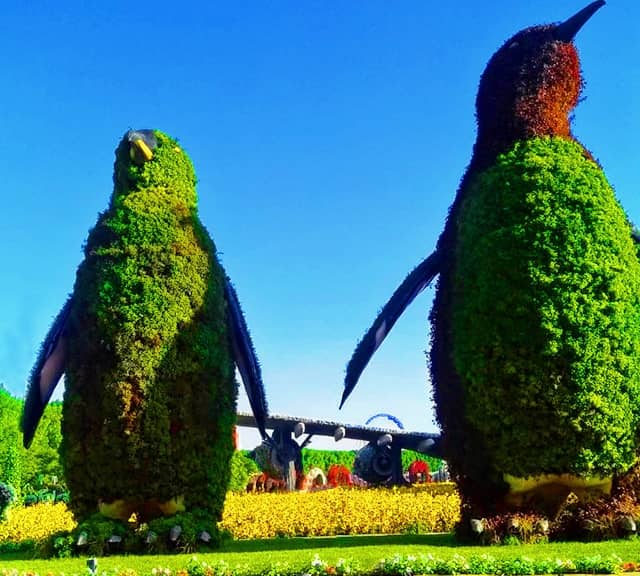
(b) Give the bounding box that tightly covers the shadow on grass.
[222,532,458,553]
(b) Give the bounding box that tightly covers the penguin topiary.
[341,1,640,529]
[22,130,269,527]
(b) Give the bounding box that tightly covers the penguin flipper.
[22,297,73,448]
[341,250,441,408]
[224,276,269,440]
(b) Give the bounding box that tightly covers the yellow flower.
[219,485,460,539]
[0,502,76,543]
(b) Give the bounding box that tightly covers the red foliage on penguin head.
[474,24,583,164]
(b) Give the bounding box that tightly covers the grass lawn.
[1,533,640,575]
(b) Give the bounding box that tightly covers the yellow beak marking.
[132,139,154,161]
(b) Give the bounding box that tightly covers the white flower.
[311,554,324,568]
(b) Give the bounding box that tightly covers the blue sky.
[1,1,639,450]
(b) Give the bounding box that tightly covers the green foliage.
[297,448,442,476]
[300,449,357,475]
[0,386,64,501]
[0,538,36,555]
[376,552,626,576]
[402,450,442,474]
[20,403,64,501]
[0,388,22,494]
[3,533,640,573]
[46,533,75,559]
[23,483,69,507]
[73,513,128,556]
[62,131,236,520]
[228,451,260,492]
[0,483,15,519]
[146,509,222,554]
[453,136,640,478]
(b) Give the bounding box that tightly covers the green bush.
[299,448,442,476]
[301,449,357,474]
[228,451,259,492]
[0,385,65,502]
[452,136,640,479]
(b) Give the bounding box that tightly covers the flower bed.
[0,502,74,544]
[0,485,460,549]
[0,551,636,576]
[220,485,460,539]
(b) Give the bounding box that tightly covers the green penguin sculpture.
[22,130,270,525]
[342,1,640,527]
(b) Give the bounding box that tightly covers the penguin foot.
[98,495,185,522]
[503,473,612,518]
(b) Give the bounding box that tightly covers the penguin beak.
[130,138,154,163]
[555,0,605,42]
[127,129,158,164]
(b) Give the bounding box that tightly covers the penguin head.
[474,1,604,162]
[113,129,197,206]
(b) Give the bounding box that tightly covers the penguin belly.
[62,187,236,521]
[444,137,640,499]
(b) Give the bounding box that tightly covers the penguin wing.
[22,297,73,448]
[224,277,269,440]
[341,250,441,408]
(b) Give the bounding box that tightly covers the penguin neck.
[472,106,575,171]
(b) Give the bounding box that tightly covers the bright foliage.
[453,136,640,479]
[0,503,74,544]
[408,460,431,483]
[220,485,460,539]
[327,465,352,487]
[0,388,64,500]
[0,486,460,546]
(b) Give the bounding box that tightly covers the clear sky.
[1,2,638,450]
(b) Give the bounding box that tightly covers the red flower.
[327,464,353,487]
[408,460,431,483]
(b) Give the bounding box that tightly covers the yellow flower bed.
[220,484,461,539]
[0,502,76,543]
[0,485,460,544]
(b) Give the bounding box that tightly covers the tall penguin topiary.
[22,130,269,530]
[341,1,640,538]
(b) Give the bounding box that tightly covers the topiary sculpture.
[341,1,640,537]
[22,130,269,531]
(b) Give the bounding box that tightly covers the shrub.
[301,449,356,474]
[296,448,443,477]
[228,451,260,493]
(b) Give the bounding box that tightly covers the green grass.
[1,534,640,574]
